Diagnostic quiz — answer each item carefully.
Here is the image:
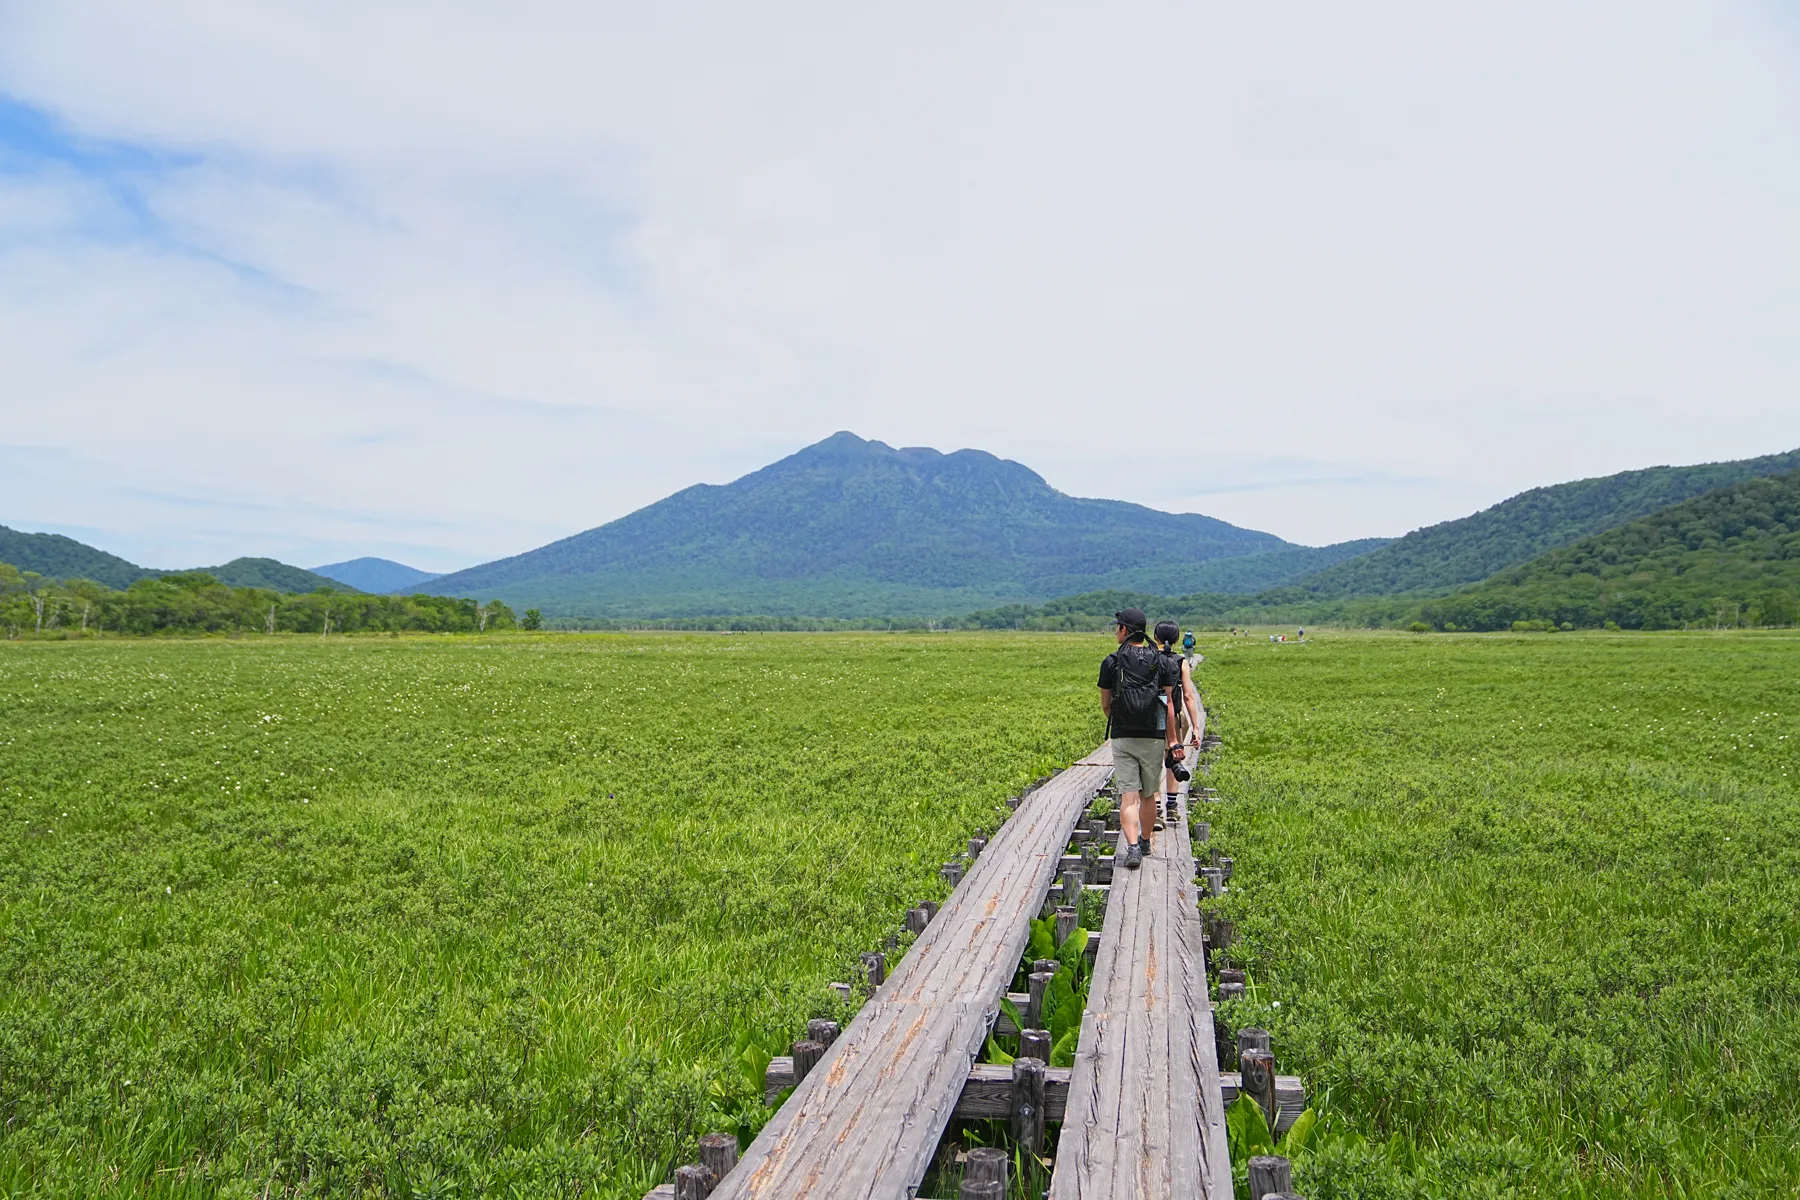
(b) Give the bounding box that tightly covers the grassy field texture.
[0,634,1104,1198]
[1204,631,1800,1198]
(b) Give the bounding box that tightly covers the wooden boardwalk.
[1050,769,1231,1198]
[657,678,1243,1200]
[708,747,1116,1200]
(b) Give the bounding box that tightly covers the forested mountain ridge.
[0,525,154,589]
[429,432,1368,618]
[189,558,353,593]
[1286,447,1800,598]
[1418,469,1800,630]
[0,529,354,594]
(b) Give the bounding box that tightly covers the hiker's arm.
[1099,687,1112,719]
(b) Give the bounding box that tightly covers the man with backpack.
[1098,608,1183,870]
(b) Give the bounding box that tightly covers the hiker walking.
[1098,607,1182,870]
[1155,621,1202,824]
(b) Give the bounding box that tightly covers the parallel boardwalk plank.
[710,747,1113,1200]
[1051,714,1228,1199]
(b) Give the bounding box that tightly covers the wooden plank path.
[708,746,1116,1200]
[1051,741,1231,1198]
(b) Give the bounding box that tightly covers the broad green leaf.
[1278,1107,1317,1155]
[1050,1028,1078,1068]
[998,996,1025,1037]
[1226,1095,1275,1169]
[984,1036,1015,1065]
[1055,925,1089,975]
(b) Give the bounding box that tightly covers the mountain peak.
[426,436,1289,618]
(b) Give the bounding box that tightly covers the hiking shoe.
[1138,836,1151,858]
[1123,844,1143,870]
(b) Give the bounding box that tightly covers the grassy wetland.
[0,634,1100,1197]
[1205,630,1800,1198]
[3,629,1798,1198]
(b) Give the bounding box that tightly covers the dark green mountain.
[188,558,351,593]
[1418,470,1800,630]
[0,525,153,589]
[312,557,442,593]
[1287,448,1800,598]
[430,432,1364,618]
[0,527,350,594]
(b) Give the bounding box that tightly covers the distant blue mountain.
[311,557,444,594]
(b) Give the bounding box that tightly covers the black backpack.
[1109,642,1164,731]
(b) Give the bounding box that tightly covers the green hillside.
[1418,470,1800,630]
[1178,537,1390,593]
[189,557,352,593]
[0,525,153,589]
[1288,447,1800,597]
[430,432,1363,618]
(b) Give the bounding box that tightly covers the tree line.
[0,562,543,638]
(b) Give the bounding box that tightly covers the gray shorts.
[1111,737,1165,797]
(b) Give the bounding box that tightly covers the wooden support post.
[1011,1056,1047,1152]
[863,951,886,987]
[1241,1048,1278,1132]
[1204,914,1234,951]
[697,1133,737,1184]
[1087,817,1105,841]
[1007,795,1022,810]
[1020,1028,1052,1063]
[1193,821,1210,843]
[1247,1155,1293,1199]
[1062,867,1083,909]
[673,1164,714,1200]
[1027,971,1054,1030]
[884,931,898,951]
[791,1039,824,1084]
[906,907,929,935]
[1053,905,1078,947]
[806,1018,840,1048]
[1218,981,1246,1004]
[964,1145,1008,1197]
[1238,1027,1272,1058]
[942,861,964,888]
[1032,957,1059,978]
[1218,855,1235,881]
[1219,967,1246,987]
[959,1179,1003,1200]
[969,835,986,858]
[922,899,939,921]
[829,982,852,1004]
[1201,867,1224,897]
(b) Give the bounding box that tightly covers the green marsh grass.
[0,633,1103,1197]
[1204,630,1800,1198]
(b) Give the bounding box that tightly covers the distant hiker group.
[1096,607,1200,870]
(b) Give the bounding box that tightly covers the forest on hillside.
[0,563,532,638]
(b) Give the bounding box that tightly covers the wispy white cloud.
[2,1,1799,569]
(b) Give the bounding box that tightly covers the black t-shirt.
[1098,642,1179,739]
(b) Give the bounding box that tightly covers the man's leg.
[1120,788,1143,848]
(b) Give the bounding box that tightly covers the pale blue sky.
[3,2,1799,572]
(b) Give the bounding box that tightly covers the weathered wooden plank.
[711,746,1114,1200]
[1051,714,1230,1199]
[953,1063,1071,1121]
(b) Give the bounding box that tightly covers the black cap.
[1113,607,1147,632]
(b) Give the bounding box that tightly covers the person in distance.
[1154,620,1202,824]
[1097,608,1183,870]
